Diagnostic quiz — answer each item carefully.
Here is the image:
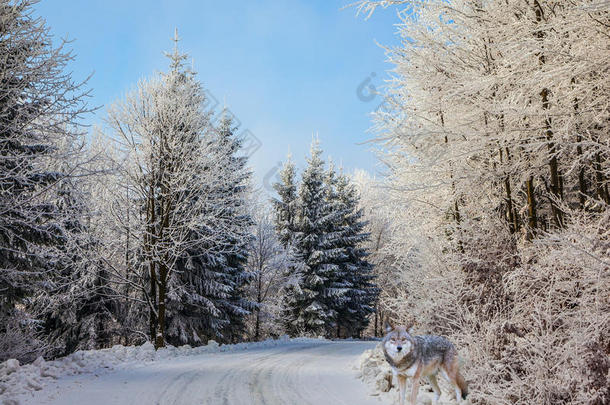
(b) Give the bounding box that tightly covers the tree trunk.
[149,275,157,342]
[374,306,378,338]
[255,273,262,341]
[541,88,563,227]
[526,176,537,241]
[571,82,588,208]
[440,109,462,252]
[504,176,517,233]
[147,181,158,343]
[535,2,563,227]
[594,153,610,204]
[155,264,168,349]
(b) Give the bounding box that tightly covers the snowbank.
[0,336,319,403]
[357,344,393,394]
[356,343,468,405]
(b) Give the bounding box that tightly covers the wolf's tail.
[456,371,468,399]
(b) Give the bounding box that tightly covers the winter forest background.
[1,1,609,405]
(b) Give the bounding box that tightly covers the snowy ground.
[2,339,385,405]
[2,338,466,405]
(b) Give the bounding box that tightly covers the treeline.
[353,1,609,404]
[0,0,379,363]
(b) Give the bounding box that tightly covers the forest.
[1,1,608,404]
[352,1,609,404]
[0,0,377,362]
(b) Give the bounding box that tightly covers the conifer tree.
[333,173,377,337]
[272,156,298,248]
[30,166,118,357]
[166,112,255,345]
[282,140,339,336]
[0,0,92,361]
[321,162,350,336]
[107,35,253,348]
[207,113,255,342]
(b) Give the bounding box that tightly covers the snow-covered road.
[17,340,381,405]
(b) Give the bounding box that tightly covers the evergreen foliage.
[0,0,94,361]
[332,173,377,337]
[275,140,378,337]
[167,113,255,345]
[272,157,298,248]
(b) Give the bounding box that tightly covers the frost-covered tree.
[77,134,142,346]
[107,36,251,349]
[0,0,92,361]
[351,170,396,337]
[244,205,291,341]
[29,153,119,358]
[352,1,610,403]
[272,156,298,248]
[274,144,378,337]
[210,113,255,342]
[332,172,377,337]
[166,111,255,346]
[282,140,341,336]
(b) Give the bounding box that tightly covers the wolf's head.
[382,320,414,361]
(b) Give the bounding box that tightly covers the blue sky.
[37,0,400,193]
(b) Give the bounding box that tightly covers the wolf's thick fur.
[382,321,468,405]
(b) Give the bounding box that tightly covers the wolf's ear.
[406,322,415,334]
[383,320,394,333]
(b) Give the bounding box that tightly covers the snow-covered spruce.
[282,140,338,336]
[272,156,299,249]
[275,140,378,338]
[105,38,255,348]
[0,0,99,362]
[329,168,378,337]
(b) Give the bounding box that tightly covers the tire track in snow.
[248,344,320,405]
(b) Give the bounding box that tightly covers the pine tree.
[30,163,118,358]
[108,35,247,348]
[320,162,350,336]
[272,156,298,248]
[282,140,340,336]
[166,112,255,346]
[0,0,91,361]
[205,112,255,343]
[333,173,377,337]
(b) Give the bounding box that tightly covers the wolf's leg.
[441,363,462,403]
[409,375,420,405]
[397,374,407,405]
[454,386,463,403]
[428,374,441,405]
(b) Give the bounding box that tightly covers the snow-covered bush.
[0,315,44,364]
[351,1,610,404]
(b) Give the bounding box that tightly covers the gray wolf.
[382,320,468,405]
